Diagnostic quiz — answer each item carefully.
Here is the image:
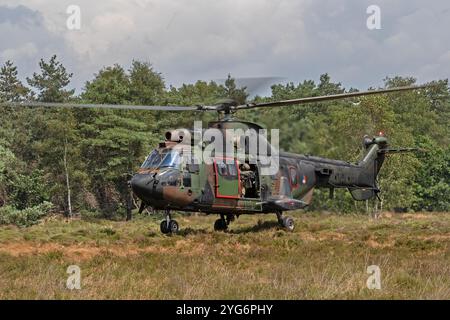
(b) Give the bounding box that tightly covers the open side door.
[213,158,241,199]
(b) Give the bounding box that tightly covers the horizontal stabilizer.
[378,147,422,154]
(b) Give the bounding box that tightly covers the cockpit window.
[159,150,182,169]
[141,149,162,169]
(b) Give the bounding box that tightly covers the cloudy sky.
[0,0,449,94]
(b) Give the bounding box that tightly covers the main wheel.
[160,220,170,234]
[282,216,295,231]
[214,218,227,231]
[168,220,179,234]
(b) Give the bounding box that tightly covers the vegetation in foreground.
[0,211,448,299]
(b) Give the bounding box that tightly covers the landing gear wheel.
[168,220,179,234]
[277,217,284,226]
[282,216,295,231]
[160,220,170,234]
[276,211,284,226]
[214,218,228,231]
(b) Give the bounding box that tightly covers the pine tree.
[129,60,165,105]
[224,74,248,104]
[0,61,30,147]
[0,60,29,102]
[26,55,74,102]
[27,55,77,216]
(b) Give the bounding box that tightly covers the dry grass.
[0,211,449,299]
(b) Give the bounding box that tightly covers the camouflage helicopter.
[126,85,425,234]
[4,85,426,233]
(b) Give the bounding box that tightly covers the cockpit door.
[213,158,241,199]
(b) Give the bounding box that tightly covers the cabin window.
[289,167,298,186]
[141,149,161,169]
[183,172,191,187]
[227,163,238,177]
[186,153,201,173]
[216,161,238,178]
[217,162,228,176]
[159,150,182,169]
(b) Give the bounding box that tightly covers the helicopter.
[3,84,427,233]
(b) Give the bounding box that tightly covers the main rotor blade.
[235,85,430,110]
[215,76,286,97]
[0,102,212,112]
[1,85,431,113]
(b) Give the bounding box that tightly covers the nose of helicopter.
[130,174,157,201]
[130,170,186,207]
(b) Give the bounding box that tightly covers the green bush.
[0,202,53,227]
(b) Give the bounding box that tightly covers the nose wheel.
[160,209,179,234]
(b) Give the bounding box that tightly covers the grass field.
[0,211,449,299]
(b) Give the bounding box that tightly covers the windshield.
[159,150,182,169]
[141,149,162,169]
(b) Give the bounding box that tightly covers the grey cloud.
[0,4,78,90]
[0,4,41,26]
[1,0,449,94]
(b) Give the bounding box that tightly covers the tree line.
[0,55,449,225]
